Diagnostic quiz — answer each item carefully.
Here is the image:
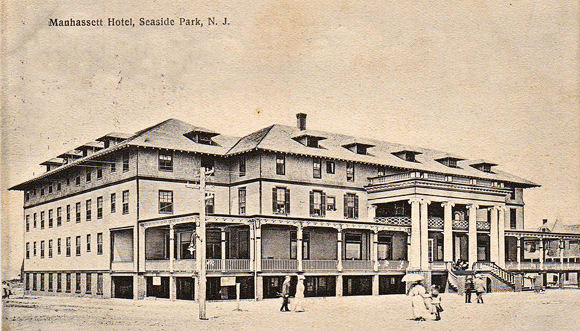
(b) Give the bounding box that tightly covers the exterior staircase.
[473,262,518,291]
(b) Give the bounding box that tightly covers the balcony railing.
[342,260,373,271]
[143,259,250,272]
[378,260,408,271]
[369,172,414,185]
[225,259,251,271]
[262,259,298,271]
[476,221,490,231]
[206,259,223,271]
[428,217,444,229]
[303,260,338,271]
[505,261,580,271]
[452,220,469,230]
[374,216,411,226]
[368,171,503,188]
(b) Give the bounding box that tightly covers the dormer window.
[292,131,326,148]
[342,141,375,155]
[470,161,497,173]
[306,136,319,148]
[184,127,219,145]
[436,157,464,168]
[392,150,421,162]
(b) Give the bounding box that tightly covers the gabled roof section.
[40,158,64,166]
[96,132,132,142]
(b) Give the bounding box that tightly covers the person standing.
[465,276,474,303]
[430,285,444,321]
[408,281,430,321]
[293,275,305,312]
[474,275,486,304]
[280,276,291,312]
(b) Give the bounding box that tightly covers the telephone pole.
[197,167,208,320]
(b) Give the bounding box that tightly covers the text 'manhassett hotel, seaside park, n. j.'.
[48,17,229,27]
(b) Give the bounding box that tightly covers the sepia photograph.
[1,1,579,330]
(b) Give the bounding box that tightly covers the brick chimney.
[296,113,307,131]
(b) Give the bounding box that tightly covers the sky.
[1,0,579,278]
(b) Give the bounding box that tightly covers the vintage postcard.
[1,1,579,330]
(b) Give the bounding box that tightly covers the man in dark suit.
[280,276,291,312]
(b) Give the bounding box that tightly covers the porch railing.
[476,221,490,230]
[374,216,411,226]
[506,261,580,271]
[342,260,373,271]
[428,217,444,229]
[224,259,251,271]
[303,260,338,271]
[377,260,408,271]
[262,259,298,271]
[369,172,414,185]
[452,220,469,230]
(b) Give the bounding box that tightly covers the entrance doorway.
[112,276,133,299]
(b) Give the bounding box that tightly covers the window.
[47,273,53,291]
[510,209,517,229]
[57,182,61,191]
[66,205,71,222]
[159,190,173,214]
[33,213,37,228]
[201,156,215,175]
[75,176,81,186]
[97,233,103,255]
[97,166,103,179]
[66,237,71,257]
[111,159,116,172]
[48,239,53,258]
[378,234,392,260]
[26,215,30,232]
[57,273,62,292]
[66,178,70,186]
[25,191,30,201]
[206,229,221,259]
[111,193,116,213]
[313,158,322,178]
[57,207,62,226]
[179,231,195,259]
[26,243,30,259]
[75,273,81,293]
[86,170,91,182]
[41,211,45,229]
[40,240,45,258]
[122,190,129,214]
[158,150,173,171]
[239,156,246,176]
[238,188,246,215]
[97,273,103,295]
[86,199,92,221]
[205,194,214,214]
[306,136,319,148]
[40,187,45,196]
[40,273,45,291]
[290,231,310,259]
[33,242,37,256]
[509,188,516,200]
[25,273,29,290]
[346,162,355,182]
[48,185,53,194]
[86,273,92,294]
[378,166,387,177]
[344,193,359,219]
[76,202,81,222]
[86,234,91,252]
[97,196,103,219]
[76,236,81,256]
[345,233,362,260]
[326,161,335,174]
[122,151,129,172]
[272,187,290,215]
[325,196,336,211]
[33,274,37,291]
[66,273,71,293]
[57,238,61,255]
[48,209,53,228]
[309,190,326,217]
[276,154,285,175]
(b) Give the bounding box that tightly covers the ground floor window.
[86,274,92,294]
[304,276,336,297]
[263,276,296,299]
[379,275,406,295]
[33,274,37,291]
[75,273,81,293]
[40,273,45,291]
[48,273,53,291]
[25,273,30,290]
[97,273,103,295]
[146,276,170,299]
[206,277,254,300]
[57,273,62,292]
[176,277,195,301]
[66,274,71,293]
[343,276,372,296]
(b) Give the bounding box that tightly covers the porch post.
[169,224,175,273]
[516,237,522,270]
[255,222,262,272]
[297,223,303,272]
[467,204,479,269]
[221,227,227,272]
[498,206,506,268]
[249,223,255,272]
[420,199,430,270]
[539,239,544,270]
[490,206,499,264]
[138,224,146,273]
[408,199,421,269]
[442,201,454,262]
[337,228,343,272]
[336,275,343,297]
[372,228,379,272]
[372,274,379,296]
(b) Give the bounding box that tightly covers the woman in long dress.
[293,276,306,312]
[408,281,430,321]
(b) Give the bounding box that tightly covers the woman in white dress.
[408,281,430,321]
[293,275,306,312]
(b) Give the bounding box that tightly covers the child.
[430,285,444,321]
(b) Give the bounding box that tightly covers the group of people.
[464,274,487,304]
[2,281,12,299]
[407,281,444,321]
[452,259,470,271]
[279,275,305,313]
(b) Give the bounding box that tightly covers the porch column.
[372,229,379,272]
[490,206,499,264]
[169,276,176,301]
[221,227,227,272]
[408,199,421,269]
[560,239,565,264]
[372,274,379,296]
[420,199,430,270]
[255,223,262,272]
[442,201,454,262]
[516,237,522,270]
[467,204,479,269]
[498,206,506,268]
[169,224,175,273]
[337,228,343,272]
[336,275,343,297]
[539,239,544,270]
[297,223,303,272]
[138,224,146,273]
[249,224,255,272]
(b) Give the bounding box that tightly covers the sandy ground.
[2,289,580,331]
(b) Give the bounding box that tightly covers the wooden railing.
[374,216,412,226]
[342,260,373,270]
[377,260,408,271]
[368,170,503,189]
[474,261,514,287]
[303,260,338,271]
[506,261,580,271]
[262,259,298,271]
[224,259,251,271]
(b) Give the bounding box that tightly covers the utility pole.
[197,167,208,320]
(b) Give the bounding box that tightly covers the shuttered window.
[309,190,326,217]
[344,193,359,219]
[272,187,290,215]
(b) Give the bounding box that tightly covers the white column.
[490,206,499,264]
[539,239,544,270]
[560,240,565,265]
[169,224,175,273]
[516,237,522,270]
[442,201,454,262]
[255,222,262,272]
[138,224,146,273]
[368,205,377,221]
[468,204,479,269]
[337,228,343,271]
[420,199,430,270]
[297,223,303,272]
[372,229,379,272]
[249,224,255,272]
[408,199,421,269]
[221,227,227,272]
[498,206,506,268]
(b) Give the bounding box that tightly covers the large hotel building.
[10,114,580,300]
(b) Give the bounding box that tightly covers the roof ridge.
[226,124,275,155]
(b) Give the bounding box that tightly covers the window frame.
[158,150,174,172]
[158,190,174,214]
[238,188,246,215]
[275,153,285,175]
[346,162,355,182]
